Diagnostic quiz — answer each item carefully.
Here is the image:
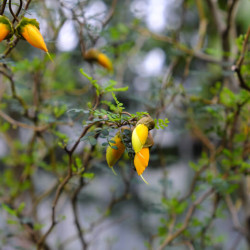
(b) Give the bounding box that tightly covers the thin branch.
[0,0,7,14]
[232,27,250,91]
[136,27,222,64]
[0,109,48,132]
[200,194,220,248]
[0,68,29,114]
[13,0,23,23]
[25,0,32,10]
[37,171,73,250]
[236,27,250,69]
[9,0,19,22]
[102,0,117,28]
[206,0,225,34]
[225,194,246,235]
[37,123,95,249]
[158,189,214,250]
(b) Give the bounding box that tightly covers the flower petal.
[22,24,48,52]
[132,124,148,153]
[134,148,149,175]
[106,134,125,168]
[0,23,9,42]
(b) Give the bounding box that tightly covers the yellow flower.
[97,53,113,71]
[0,16,13,42]
[16,17,48,53]
[106,132,125,175]
[21,24,48,52]
[134,147,149,184]
[0,23,9,42]
[132,124,148,153]
[84,48,113,71]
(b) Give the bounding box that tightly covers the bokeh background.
[0,0,250,249]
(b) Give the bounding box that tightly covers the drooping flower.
[134,147,150,184]
[106,132,125,175]
[132,116,155,184]
[0,16,14,42]
[16,17,48,53]
[84,48,113,71]
[96,53,113,71]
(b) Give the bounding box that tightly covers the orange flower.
[85,48,113,71]
[0,16,13,42]
[16,17,48,52]
[134,148,150,184]
[0,23,9,42]
[97,53,113,71]
[21,24,48,52]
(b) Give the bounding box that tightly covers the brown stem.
[9,0,19,22]
[0,0,7,14]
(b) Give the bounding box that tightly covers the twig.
[158,189,214,250]
[9,0,19,22]
[25,0,32,10]
[0,0,7,14]
[0,109,48,131]
[232,27,250,91]
[225,194,246,235]
[37,123,96,249]
[0,68,29,114]
[102,0,117,28]
[200,194,220,248]
[37,171,73,250]
[136,27,222,64]
[206,0,225,34]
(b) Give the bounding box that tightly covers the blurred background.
[0,0,250,249]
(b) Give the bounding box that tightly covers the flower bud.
[0,16,14,42]
[106,132,125,174]
[16,17,48,52]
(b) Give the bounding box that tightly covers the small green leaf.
[2,203,17,216]
[82,172,95,179]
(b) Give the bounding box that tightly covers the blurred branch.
[0,68,29,114]
[232,27,250,92]
[225,194,246,234]
[239,178,250,247]
[182,0,208,81]
[206,0,225,34]
[158,189,214,250]
[102,0,117,28]
[9,0,20,22]
[37,122,96,249]
[0,0,7,14]
[200,194,220,248]
[25,0,32,10]
[14,0,23,23]
[0,110,48,131]
[136,27,221,64]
